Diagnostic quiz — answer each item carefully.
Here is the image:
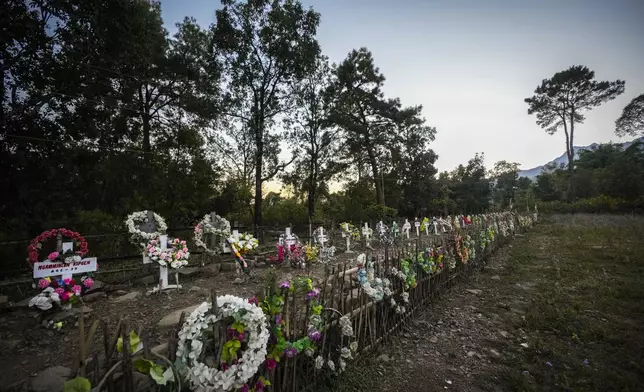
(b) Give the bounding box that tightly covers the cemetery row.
[16,209,538,392]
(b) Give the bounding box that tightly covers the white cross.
[343,223,354,253]
[414,217,420,237]
[284,227,297,247]
[361,223,371,240]
[315,227,328,247]
[402,219,411,239]
[424,218,430,235]
[432,217,438,235]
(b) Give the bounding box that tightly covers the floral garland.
[339,222,360,241]
[146,237,190,269]
[175,295,269,392]
[125,211,168,248]
[27,228,88,266]
[419,217,431,233]
[194,213,231,255]
[30,276,94,311]
[228,233,259,255]
[465,235,476,262]
[375,222,393,246]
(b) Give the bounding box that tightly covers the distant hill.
[517,136,644,179]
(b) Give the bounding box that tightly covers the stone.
[220,262,238,271]
[132,371,154,392]
[467,351,476,357]
[113,290,128,296]
[233,278,244,285]
[466,289,482,295]
[490,349,501,357]
[11,296,33,309]
[255,261,267,268]
[430,336,438,344]
[112,291,140,303]
[178,267,200,277]
[376,354,391,362]
[157,304,200,329]
[84,280,105,293]
[499,330,509,338]
[82,292,107,303]
[491,275,501,281]
[203,263,221,276]
[137,275,157,285]
[49,306,92,323]
[25,366,71,392]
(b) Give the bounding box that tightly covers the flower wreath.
[176,295,269,392]
[320,315,357,373]
[125,210,168,247]
[339,222,360,241]
[27,228,88,266]
[194,213,231,255]
[146,237,190,269]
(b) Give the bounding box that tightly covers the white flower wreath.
[176,295,269,391]
[194,213,231,255]
[125,210,168,247]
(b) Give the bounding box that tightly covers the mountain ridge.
[517,136,644,179]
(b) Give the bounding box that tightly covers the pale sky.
[161,0,644,175]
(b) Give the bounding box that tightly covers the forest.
[3,0,643,243]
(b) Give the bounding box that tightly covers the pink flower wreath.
[27,228,89,267]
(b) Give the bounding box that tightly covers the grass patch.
[481,214,644,392]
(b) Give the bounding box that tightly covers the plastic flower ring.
[27,228,88,267]
[176,295,269,391]
[125,210,168,247]
[194,213,231,255]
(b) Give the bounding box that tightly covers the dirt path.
[321,215,644,392]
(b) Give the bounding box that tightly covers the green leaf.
[117,330,143,354]
[63,377,91,392]
[133,358,171,386]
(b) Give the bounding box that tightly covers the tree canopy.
[525,65,625,200]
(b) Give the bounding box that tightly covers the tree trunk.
[366,147,385,205]
[253,115,263,236]
[308,160,316,222]
[568,110,576,201]
[142,114,151,153]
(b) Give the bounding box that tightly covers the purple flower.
[275,314,282,325]
[308,329,322,341]
[248,296,259,305]
[279,281,290,289]
[238,384,250,392]
[284,347,298,358]
[306,288,320,300]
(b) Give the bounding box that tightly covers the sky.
[160,0,644,175]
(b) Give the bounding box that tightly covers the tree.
[212,0,321,232]
[328,48,429,206]
[525,65,624,200]
[449,153,491,213]
[489,160,519,209]
[615,93,644,137]
[283,55,344,223]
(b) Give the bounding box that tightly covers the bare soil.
[0,252,360,388]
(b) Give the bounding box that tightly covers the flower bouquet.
[30,276,94,311]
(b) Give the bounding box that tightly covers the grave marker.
[362,223,372,249]
[341,223,354,253]
[33,241,97,281]
[402,219,411,239]
[414,217,420,237]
